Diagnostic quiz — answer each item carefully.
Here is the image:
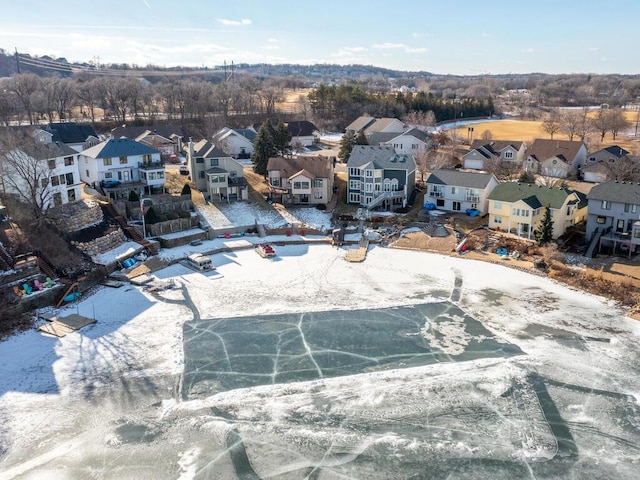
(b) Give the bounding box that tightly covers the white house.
[370,128,432,159]
[424,170,499,215]
[79,138,164,197]
[212,127,256,160]
[463,140,526,170]
[0,141,82,210]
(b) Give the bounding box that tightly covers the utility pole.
[15,47,20,73]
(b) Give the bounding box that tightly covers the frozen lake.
[0,245,639,479]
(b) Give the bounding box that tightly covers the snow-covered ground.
[1,244,639,478]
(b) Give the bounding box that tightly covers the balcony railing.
[429,191,443,198]
[138,161,165,170]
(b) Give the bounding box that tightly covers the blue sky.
[2,0,639,75]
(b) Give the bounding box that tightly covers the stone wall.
[51,199,104,234]
[147,217,199,237]
[126,194,193,221]
[72,229,127,257]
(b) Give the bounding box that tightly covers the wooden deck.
[37,314,97,338]
[344,239,370,263]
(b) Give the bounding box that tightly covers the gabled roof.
[214,127,257,144]
[267,156,332,179]
[367,131,401,146]
[469,139,523,153]
[488,182,577,209]
[111,125,183,140]
[235,128,257,142]
[286,120,318,137]
[587,180,640,204]
[364,117,404,134]
[289,168,315,180]
[526,139,585,163]
[345,116,376,132]
[47,122,98,144]
[592,145,629,158]
[426,170,496,189]
[81,138,159,159]
[346,145,416,170]
[192,139,228,158]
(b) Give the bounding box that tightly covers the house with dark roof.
[424,170,499,215]
[45,122,100,152]
[211,127,256,159]
[187,139,247,202]
[582,146,633,183]
[585,180,640,256]
[487,182,586,240]
[286,120,319,148]
[110,125,184,159]
[266,155,334,206]
[463,140,526,170]
[79,138,164,198]
[346,145,416,211]
[523,139,587,178]
[373,128,433,160]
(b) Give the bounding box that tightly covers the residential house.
[267,155,334,206]
[487,182,587,240]
[346,145,416,211]
[585,180,640,256]
[0,141,82,210]
[369,128,432,160]
[79,138,164,198]
[110,125,184,159]
[462,140,526,170]
[287,120,319,148]
[523,139,587,178]
[582,146,631,183]
[45,122,100,153]
[187,139,248,202]
[424,170,499,215]
[345,116,405,136]
[212,127,256,159]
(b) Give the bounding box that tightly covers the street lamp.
[140,198,152,238]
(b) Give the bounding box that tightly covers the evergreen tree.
[252,119,277,176]
[338,131,356,162]
[355,129,369,145]
[145,206,159,225]
[180,183,191,196]
[128,190,139,202]
[534,205,554,245]
[272,120,292,157]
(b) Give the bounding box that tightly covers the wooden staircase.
[103,202,154,252]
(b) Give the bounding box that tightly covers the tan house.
[187,139,247,202]
[267,156,334,206]
[524,139,587,178]
[487,182,587,240]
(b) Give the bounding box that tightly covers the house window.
[48,159,56,169]
[86,169,90,177]
[67,188,76,202]
[52,192,62,206]
[210,159,219,167]
[374,170,382,178]
[104,157,112,166]
[504,151,513,159]
[313,178,323,187]
[198,171,205,179]
[436,199,445,207]
[601,200,611,210]
[493,201,502,209]
[365,170,373,178]
[349,193,360,203]
[196,157,204,164]
[64,156,74,166]
[65,173,74,184]
[314,191,322,199]
[635,229,640,239]
[59,174,66,184]
[119,156,127,164]
[41,178,49,188]
[143,154,151,163]
[451,187,457,195]
[271,178,280,187]
[51,176,60,186]
[105,172,113,179]
[589,156,596,162]
[365,183,373,193]
[349,167,360,177]
[624,204,637,213]
[349,180,360,190]
[596,216,606,224]
[494,216,502,224]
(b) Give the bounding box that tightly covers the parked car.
[179,165,189,175]
[101,179,121,188]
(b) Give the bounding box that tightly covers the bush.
[181,184,192,196]
[128,190,140,202]
[316,204,326,211]
[145,206,160,224]
[167,212,179,220]
[177,210,191,219]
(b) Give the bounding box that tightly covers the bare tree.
[559,109,583,141]
[481,129,493,140]
[608,108,631,140]
[403,110,436,132]
[0,130,57,220]
[590,108,610,141]
[0,84,16,126]
[484,156,522,181]
[605,155,640,181]
[540,108,562,139]
[8,73,42,125]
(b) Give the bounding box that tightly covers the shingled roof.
[488,182,578,209]
[346,145,415,170]
[192,139,228,158]
[267,156,332,179]
[81,138,159,159]
[426,170,496,189]
[527,139,584,163]
[587,180,640,204]
[47,122,98,144]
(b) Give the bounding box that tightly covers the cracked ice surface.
[0,245,639,479]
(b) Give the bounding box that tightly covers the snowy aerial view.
[1,242,639,479]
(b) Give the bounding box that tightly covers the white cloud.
[373,42,406,50]
[216,18,252,26]
[333,46,367,57]
[406,47,427,54]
